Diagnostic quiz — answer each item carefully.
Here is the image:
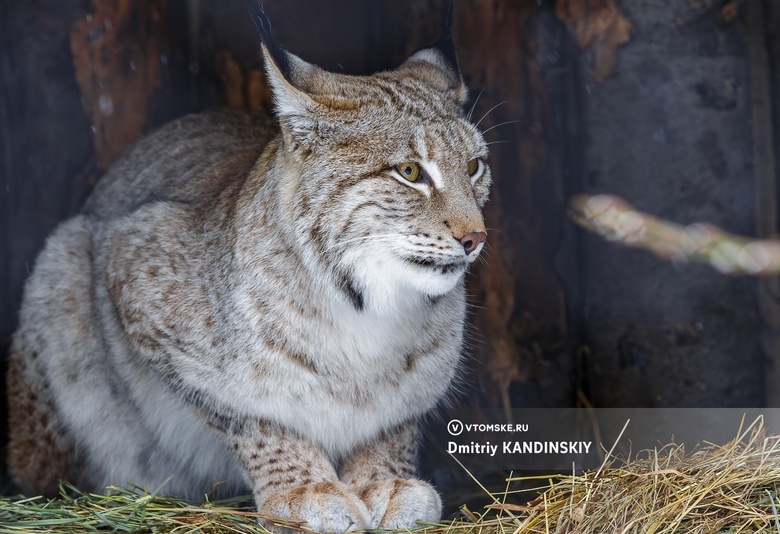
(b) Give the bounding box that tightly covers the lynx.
[7,5,491,531]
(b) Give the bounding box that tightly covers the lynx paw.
[355,478,442,530]
[258,481,372,533]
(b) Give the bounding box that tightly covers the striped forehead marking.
[422,160,445,190]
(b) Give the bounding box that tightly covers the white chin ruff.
[356,254,465,311]
[405,261,465,296]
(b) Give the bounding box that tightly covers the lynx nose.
[460,231,487,254]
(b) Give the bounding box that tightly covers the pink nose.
[460,231,487,254]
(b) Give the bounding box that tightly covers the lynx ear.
[261,46,320,119]
[248,2,326,131]
[398,1,467,105]
[249,2,355,151]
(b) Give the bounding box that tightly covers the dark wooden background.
[2,0,778,499]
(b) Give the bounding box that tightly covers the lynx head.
[251,5,491,311]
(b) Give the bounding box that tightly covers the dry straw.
[2,416,780,533]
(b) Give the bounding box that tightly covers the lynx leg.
[340,421,442,530]
[7,335,80,497]
[230,421,371,532]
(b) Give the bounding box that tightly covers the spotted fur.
[7,17,491,532]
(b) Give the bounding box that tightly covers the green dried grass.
[0,482,271,533]
[2,416,780,533]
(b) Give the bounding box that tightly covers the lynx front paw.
[258,481,372,533]
[355,478,442,530]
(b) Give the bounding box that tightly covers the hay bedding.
[2,417,779,534]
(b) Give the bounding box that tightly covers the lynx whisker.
[480,120,521,135]
[466,88,485,122]
[474,100,510,128]
[485,140,511,147]
[336,233,406,247]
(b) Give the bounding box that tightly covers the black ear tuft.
[431,0,460,76]
[247,1,292,79]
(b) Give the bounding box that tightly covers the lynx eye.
[468,158,481,177]
[396,162,421,182]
